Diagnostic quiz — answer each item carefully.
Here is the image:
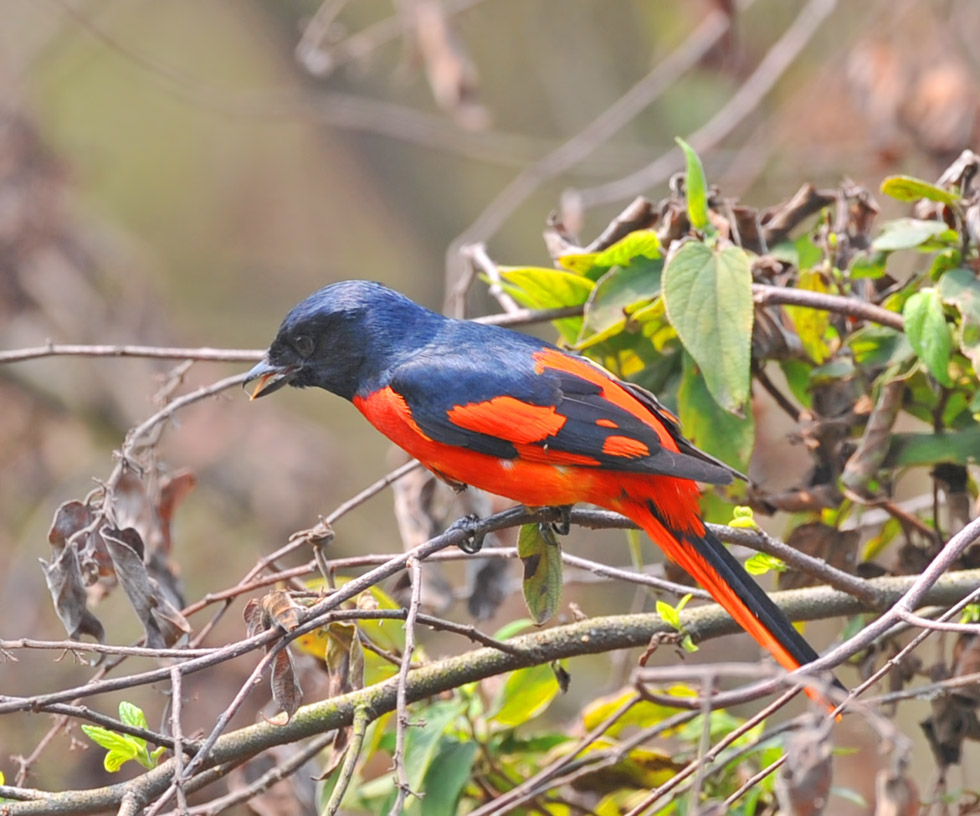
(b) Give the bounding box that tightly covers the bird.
[245,280,838,701]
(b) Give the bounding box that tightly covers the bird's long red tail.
[624,498,833,703]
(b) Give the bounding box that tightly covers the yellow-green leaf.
[784,269,833,363]
[517,523,563,625]
[676,138,709,231]
[491,663,559,727]
[881,175,960,206]
[498,266,593,342]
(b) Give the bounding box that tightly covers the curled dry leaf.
[243,591,307,721]
[268,648,302,723]
[39,544,106,644]
[100,527,191,649]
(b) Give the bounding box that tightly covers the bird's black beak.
[243,358,301,400]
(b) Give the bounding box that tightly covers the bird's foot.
[450,513,486,554]
[546,505,573,536]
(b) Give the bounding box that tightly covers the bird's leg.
[449,513,486,554]
[547,505,573,536]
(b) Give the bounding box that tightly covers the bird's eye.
[293,335,315,357]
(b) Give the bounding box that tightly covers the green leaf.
[744,553,786,575]
[676,138,709,231]
[663,241,753,410]
[80,725,141,773]
[847,325,913,368]
[885,428,980,468]
[848,250,887,280]
[960,604,980,624]
[561,229,662,280]
[881,175,960,206]
[80,725,136,755]
[491,663,559,727]
[728,505,758,530]
[871,218,953,252]
[578,260,663,347]
[497,266,593,342]
[517,523,563,625]
[779,359,813,409]
[903,289,953,386]
[770,235,822,270]
[939,266,980,374]
[808,358,855,385]
[420,739,478,816]
[403,699,466,795]
[677,351,754,473]
[656,599,681,629]
[118,701,148,729]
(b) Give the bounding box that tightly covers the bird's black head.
[244,280,439,402]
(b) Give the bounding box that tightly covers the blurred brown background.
[1,0,978,804]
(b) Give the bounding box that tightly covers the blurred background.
[1,0,978,804]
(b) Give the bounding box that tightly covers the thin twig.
[389,558,423,814]
[169,667,188,815]
[321,708,371,816]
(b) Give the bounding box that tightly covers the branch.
[4,568,979,815]
[752,283,904,331]
[0,344,262,365]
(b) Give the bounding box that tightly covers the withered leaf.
[39,546,106,643]
[323,621,365,699]
[101,527,190,648]
[269,648,302,723]
[46,500,112,582]
[262,589,302,633]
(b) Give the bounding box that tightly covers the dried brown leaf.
[39,546,106,643]
[101,526,190,648]
[270,648,302,722]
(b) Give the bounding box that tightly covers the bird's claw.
[547,505,573,536]
[450,513,486,554]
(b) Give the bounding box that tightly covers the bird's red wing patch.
[447,396,567,444]
[533,349,679,452]
[601,435,650,459]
